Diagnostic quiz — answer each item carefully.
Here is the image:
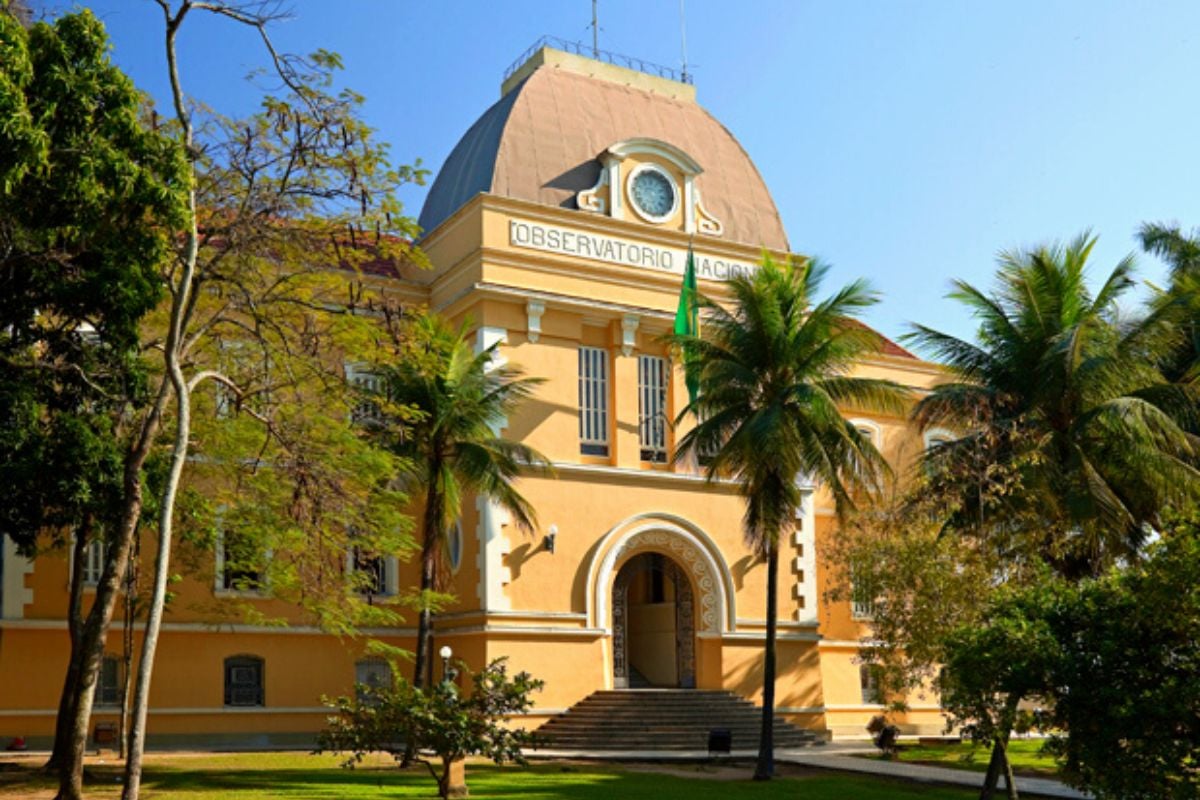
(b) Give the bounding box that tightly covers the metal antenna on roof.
[591,0,599,58]
[679,0,690,83]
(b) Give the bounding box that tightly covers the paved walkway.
[778,745,1090,799]
[530,744,1090,799]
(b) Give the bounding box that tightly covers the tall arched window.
[224,655,264,707]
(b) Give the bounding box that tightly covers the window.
[851,568,877,620]
[216,527,263,593]
[578,347,609,456]
[346,530,397,597]
[924,428,954,451]
[447,522,463,574]
[346,362,385,426]
[82,538,104,587]
[860,663,882,705]
[638,355,669,463]
[96,655,123,707]
[355,658,393,703]
[224,656,264,707]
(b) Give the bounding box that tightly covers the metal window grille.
[578,347,609,456]
[638,356,668,462]
[96,656,122,707]
[346,363,385,426]
[851,568,877,619]
[355,658,393,704]
[224,657,264,706]
[82,539,104,586]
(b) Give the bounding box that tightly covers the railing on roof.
[503,35,694,86]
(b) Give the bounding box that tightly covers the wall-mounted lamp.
[543,524,558,554]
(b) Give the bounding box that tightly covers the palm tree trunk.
[401,473,444,769]
[753,541,779,781]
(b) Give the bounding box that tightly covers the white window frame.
[447,521,463,575]
[924,427,955,450]
[214,526,267,596]
[850,567,877,621]
[637,355,669,463]
[345,547,399,598]
[578,347,610,457]
[81,538,104,587]
[345,361,386,427]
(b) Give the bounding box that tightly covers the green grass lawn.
[863,739,1059,778]
[0,751,982,799]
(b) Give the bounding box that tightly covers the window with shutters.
[578,347,610,457]
[224,656,264,707]
[638,355,668,463]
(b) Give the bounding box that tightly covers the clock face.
[630,168,676,220]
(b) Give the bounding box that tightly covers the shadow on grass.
[1,759,978,799]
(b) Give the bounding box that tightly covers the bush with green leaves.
[319,657,544,799]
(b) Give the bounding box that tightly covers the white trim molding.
[525,300,545,343]
[2,536,34,619]
[586,512,736,635]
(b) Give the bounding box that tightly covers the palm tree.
[1140,222,1200,394]
[673,256,908,780]
[908,232,1199,579]
[379,312,549,689]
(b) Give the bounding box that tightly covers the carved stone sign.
[508,218,757,281]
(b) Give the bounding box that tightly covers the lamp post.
[439,645,453,684]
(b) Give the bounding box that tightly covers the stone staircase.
[534,689,824,751]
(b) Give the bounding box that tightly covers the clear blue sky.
[66,0,1200,344]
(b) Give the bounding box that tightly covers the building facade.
[0,46,946,747]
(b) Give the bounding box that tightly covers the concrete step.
[535,689,821,751]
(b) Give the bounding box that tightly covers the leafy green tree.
[908,232,1199,579]
[377,313,549,691]
[319,657,544,799]
[938,578,1062,800]
[0,7,186,796]
[119,3,425,798]
[673,256,908,780]
[1038,514,1200,799]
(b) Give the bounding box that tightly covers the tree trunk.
[1001,737,1019,800]
[119,534,138,761]
[120,11,202,798]
[46,522,90,772]
[753,541,779,781]
[54,410,160,800]
[978,693,1022,800]
[412,476,444,691]
[979,738,1003,800]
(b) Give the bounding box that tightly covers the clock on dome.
[628,165,677,222]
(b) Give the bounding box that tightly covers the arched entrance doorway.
[612,552,696,688]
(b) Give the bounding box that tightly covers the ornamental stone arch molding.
[587,512,736,636]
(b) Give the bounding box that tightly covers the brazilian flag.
[674,245,699,405]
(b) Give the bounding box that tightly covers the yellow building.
[0,45,947,747]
